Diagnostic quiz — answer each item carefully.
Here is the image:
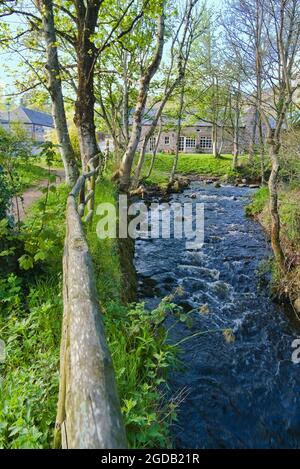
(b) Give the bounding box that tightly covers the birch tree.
[117,4,165,191]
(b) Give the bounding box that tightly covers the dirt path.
[12,168,65,221]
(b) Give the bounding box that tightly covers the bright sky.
[0,0,224,102]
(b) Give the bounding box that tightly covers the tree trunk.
[232,87,240,170]
[258,117,265,184]
[232,130,239,170]
[122,50,130,146]
[212,123,219,158]
[268,138,284,267]
[145,121,162,180]
[133,78,179,186]
[74,1,100,170]
[133,135,148,186]
[38,0,79,186]
[248,109,258,162]
[170,83,184,183]
[118,11,165,192]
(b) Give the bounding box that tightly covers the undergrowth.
[1,176,180,449]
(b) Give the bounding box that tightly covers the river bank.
[246,187,300,315]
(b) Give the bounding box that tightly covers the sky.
[0,0,224,104]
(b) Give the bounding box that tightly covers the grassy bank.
[138,152,261,186]
[1,177,178,448]
[246,186,300,302]
[139,153,236,185]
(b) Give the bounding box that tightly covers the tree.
[117,4,165,191]
[224,0,268,182]
[133,0,202,187]
[260,0,300,267]
[36,0,79,185]
[0,1,79,185]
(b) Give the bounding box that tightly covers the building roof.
[0,106,54,128]
[20,106,54,127]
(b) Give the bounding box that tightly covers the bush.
[0,273,62,449]
[0,168,12,219]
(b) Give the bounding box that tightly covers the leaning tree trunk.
[118,11,165,192]
[145,121,162,180]
[133,80,179,187]
[268,137,284,267]
[38,0,79,186]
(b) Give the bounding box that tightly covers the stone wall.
[138,124,248,154]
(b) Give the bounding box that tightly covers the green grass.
[245,186,269,217]
[139,153,238,185]
[279,189,300,245]
[12,160,51,193]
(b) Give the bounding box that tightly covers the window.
[164,136,170,145]
[179,136,185,151]
[185,137,196,148]
[149,136,156,151]
[199,136,212,149]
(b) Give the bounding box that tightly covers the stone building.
[136,111,248,154]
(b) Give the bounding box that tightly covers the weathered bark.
[37,0,79,186]
[73,0,100,169]
[54,194,127,448]
[118,10,165,192]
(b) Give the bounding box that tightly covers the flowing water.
[134,181,300,449]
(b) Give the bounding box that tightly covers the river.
[134,181,300,449]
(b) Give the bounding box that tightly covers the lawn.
[139,153,237,185]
